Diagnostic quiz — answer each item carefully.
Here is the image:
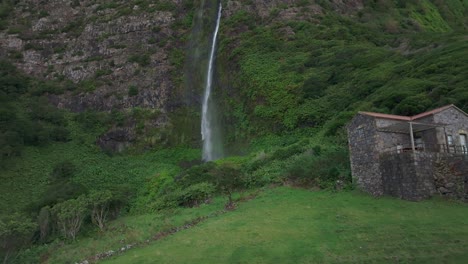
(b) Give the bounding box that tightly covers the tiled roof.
[411,104,455,119]
[358,112,411,121]
[359,104,464,121]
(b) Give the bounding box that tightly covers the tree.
[0,214,36,264]
[88,190,113,231]
[51,196,88,240]
[214,164,243,210]
[37,206,51,242]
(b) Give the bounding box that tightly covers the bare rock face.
[0,0,193,151]
[224,0,323,21]
[1,0,365,152]
[2,0,185,114]
[330,0,364,15]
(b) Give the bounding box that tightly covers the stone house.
[347,104,468,201]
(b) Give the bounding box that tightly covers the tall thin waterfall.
[201,2,222,161]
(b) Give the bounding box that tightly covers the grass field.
[40,194,230,264]
[103,187,468,264]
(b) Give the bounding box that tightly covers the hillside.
[1,0,468,263]
[103,188,468,264]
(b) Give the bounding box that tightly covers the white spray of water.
[201,3,222,161]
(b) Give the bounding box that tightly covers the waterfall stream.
[201,2,222,161]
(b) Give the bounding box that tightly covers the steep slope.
[216,0,468,147]
[1,1,468,263]
[1,0,198,151]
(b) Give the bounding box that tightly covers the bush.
[283,149,350,189]
[177,162,217,188]
[128,54,150,66]
[271,144,303,160]
[179,182,215,207]
[302,74,328,98]
[149,189,183,211]
[30,175,87,214]
[51,127,70,142]
[50,161,76,181]
[128,85,138,97]
[88,190,113,230]
[51,196,88,240]
[0,214,36,263]
[37,206,51,242]
[214,164,244,208]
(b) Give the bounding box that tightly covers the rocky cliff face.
[2,1,188,112]
[0,0,371,152]
[0,0,195,151]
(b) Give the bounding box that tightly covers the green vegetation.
[128,54,151,67]
[1,1,468,263]
[128,85,138,96]
[105,187,468,263]
[218,0,468,145]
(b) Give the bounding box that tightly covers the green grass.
[104,187,468,263]
[39,194,233,264]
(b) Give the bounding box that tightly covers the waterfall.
[201,2,222,161]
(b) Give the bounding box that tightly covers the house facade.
[347,105,468,201]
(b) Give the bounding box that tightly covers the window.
[447,135,453,145]
[460,134,467,154]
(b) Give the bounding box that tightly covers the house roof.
[359,104,466,121]
[358,111,411,121]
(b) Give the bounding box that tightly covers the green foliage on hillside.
[218,0,468,143]
[1,0,468,262]
[0,61,71,167]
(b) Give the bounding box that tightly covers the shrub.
[128,54,150,66]
[177,162,217,188]
[50,161,76,181]
[271,144,303,160]
[51,127,70,142]
[128,85,138,97]
[31,181,87,214]
[283,149,350,189]
[214,164,244,208]
[0,214,36,263]
[51,196,88,240]
[37,206,51,242]
[302,74,328,98]
[179,182,215,207]
[88,190,113,230]
[149,189,184,211]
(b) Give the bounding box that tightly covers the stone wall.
[348,107,468,201]
[380,152,435,200]
[380,152,467,201]
[347,114,383,195]
[434,155,468,201]
[433,107,468,150]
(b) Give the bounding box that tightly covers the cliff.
[0,0,467,152]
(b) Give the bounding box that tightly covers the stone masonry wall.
[380,152,467,201]
[432,107,468,151]
[347,114,383,195]
[434,154,468,201]
[380,152,435,200]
